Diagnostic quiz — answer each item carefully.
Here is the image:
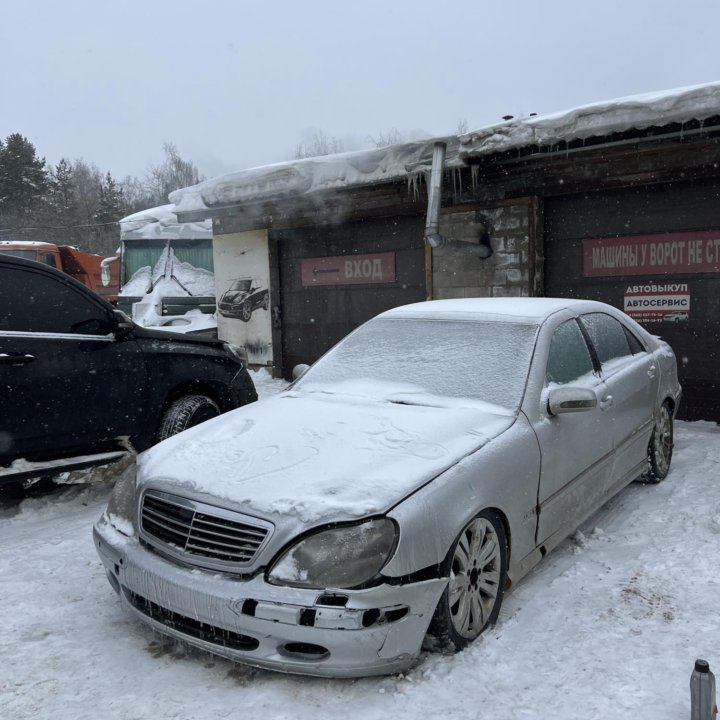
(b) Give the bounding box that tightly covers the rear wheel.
[428,510,507,652]
[157,395,220,442]
[642,401,674,483]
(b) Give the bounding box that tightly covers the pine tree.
[48,158,79,226]
[95,172,123,225]
[0,133,48,225]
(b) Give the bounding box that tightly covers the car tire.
[641,401,674,483]
[427,509,507,653]
[157,395,220,442]
[262,293,269,311]
[241,300,252,322]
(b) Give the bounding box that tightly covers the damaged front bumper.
[93,514,446,678]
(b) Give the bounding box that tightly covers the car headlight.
[105,461,137,537]
[267,518,397,589]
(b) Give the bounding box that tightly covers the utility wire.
[0,219,121,233]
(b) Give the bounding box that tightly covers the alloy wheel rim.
[654,405,673,474]
[448,517,502,640]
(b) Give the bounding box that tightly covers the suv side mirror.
[113,309,134,336]
[547,386,597,416]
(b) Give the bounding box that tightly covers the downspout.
[424,141,493,258]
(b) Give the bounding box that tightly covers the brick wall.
[432,203,535,299]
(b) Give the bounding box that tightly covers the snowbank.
[121,247,217,332]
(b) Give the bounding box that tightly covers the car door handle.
[599,394,614,410]
[0,353,36,366]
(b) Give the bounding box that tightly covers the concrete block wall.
[432,204,532,299]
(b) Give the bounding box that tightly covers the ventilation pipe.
[424,141,493,258]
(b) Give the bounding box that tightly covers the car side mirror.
[292,363,310,380]
[113,309,134,337]
[547,386,597,416]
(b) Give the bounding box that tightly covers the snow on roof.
[460,81,720,158]
[170,138,460,216]
[0,240,55,247]
[120,203,212,241]
[170,81,720,218]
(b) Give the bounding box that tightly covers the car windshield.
[229,279,252,292]
[0,249,37,260]
[295,317,539,411]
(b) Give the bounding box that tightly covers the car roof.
[379,297,614,324]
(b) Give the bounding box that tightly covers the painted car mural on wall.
[218,278,270,322]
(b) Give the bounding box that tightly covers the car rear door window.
[546,319,595,385]
[580,313,632,365]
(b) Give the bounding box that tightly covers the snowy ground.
[1,373,718,719]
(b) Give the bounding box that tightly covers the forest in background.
[0,134,202,256]
[0,125,445,257]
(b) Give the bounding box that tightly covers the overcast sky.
[2,0,718,184]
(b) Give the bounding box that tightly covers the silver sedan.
[93,298,680,677]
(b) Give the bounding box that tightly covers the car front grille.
[125,589,259,651]
[140,491,271,570]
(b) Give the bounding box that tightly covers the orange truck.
[0,241,120,303]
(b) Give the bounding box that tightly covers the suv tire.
[157,395,220,442]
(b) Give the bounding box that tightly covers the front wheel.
[157,395,220,442]
[642,401,674,483]
[428,510,507,653]
[240,300,252,322]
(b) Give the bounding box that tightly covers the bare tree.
[145,142,202,205]
[367,128,404,148]
[456,118,469,135]
[294,129,344,159]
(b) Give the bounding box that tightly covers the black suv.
[0,254,257,485]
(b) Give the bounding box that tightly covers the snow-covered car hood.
[137,390,516,526]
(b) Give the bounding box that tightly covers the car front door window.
[546,319,596,385]
[3,271,113,335]
[534,318,613,543]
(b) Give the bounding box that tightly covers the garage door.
[273,215,427,377]
[544,180,720,420]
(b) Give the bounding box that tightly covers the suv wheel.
[157,395,220,442]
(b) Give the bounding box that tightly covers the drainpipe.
[424,141,493,258]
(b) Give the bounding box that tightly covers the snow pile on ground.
[121,248,217,333]
[250,367,290,397]
[1,419,718,720]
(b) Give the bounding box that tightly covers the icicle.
[407,171,423,201]
[471,165,479,192]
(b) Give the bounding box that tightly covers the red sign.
[300,252,396,287]
[582,231,720,277]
